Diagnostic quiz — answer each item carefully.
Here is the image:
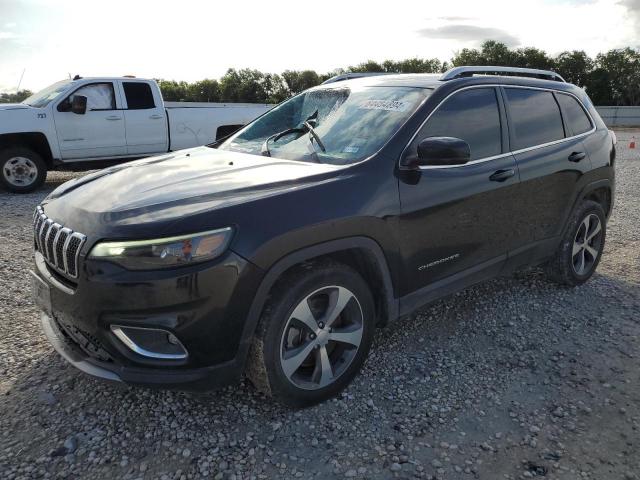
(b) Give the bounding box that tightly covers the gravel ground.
[1,131,639,480]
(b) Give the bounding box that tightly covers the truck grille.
[33,205,87,278]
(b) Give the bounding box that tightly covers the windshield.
[218,85,431,164]
[22,80,73,108]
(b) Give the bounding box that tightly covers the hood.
[43,147,345,232]
[0,103,31,110]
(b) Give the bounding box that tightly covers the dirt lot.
[0,130,639,480]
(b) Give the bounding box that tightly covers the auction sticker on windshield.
[359,100,411,112]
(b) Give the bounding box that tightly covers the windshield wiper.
[303,120,326,153]
[261,127,305,157]
[260,110,326,158]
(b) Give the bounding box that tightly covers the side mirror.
[403,136,471,168]
[71,95,87,114]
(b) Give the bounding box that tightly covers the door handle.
[489,169,515,182]
[149,114,163,119]
[568,151,586,162]
[106,115,122,121]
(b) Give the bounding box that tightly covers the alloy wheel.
[279,285,364,390]
[3,157,38,187]
[572,213,603,276]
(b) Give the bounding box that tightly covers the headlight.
[88,227,233,270]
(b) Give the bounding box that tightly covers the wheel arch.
[576,179,613,219]
[236,237,398,370]
[0,132,54,168]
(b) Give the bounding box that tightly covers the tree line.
[2,41,639,105]
[158,42,639,106]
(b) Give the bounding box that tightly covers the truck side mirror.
[401,136,471,169]
[71,95,87,115]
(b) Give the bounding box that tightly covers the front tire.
[546,200,606,286]
[0,146,47,193]
[247,261,375,407]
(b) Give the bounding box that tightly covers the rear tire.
[545,200,606,286]
[0,146,47,193]
[246,261,375,407]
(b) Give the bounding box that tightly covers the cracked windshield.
[219,85,431,164]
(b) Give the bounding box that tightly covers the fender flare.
[235,236,398,368]
[560,178,613,239]
[574,178,613,217]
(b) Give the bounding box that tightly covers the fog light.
[111,325,188,360]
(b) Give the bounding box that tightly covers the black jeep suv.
[32,66,615,406]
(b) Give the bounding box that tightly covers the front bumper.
[41,312,243,390]
[34,248,263,391]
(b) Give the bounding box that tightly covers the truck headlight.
[88,227,233,270]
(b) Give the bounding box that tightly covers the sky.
[0,0,639,93]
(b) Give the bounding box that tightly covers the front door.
[397,86,521,298]
[53,82,126,159]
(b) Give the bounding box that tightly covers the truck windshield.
[218,85,431,164]
[22,80,74,108]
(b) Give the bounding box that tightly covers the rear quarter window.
[557,93,593,136]
[505,88,565,150]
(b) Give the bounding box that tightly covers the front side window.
[69,83,116,110]
[556,93,592,136]
[410,87,502,161]
[505,88,565,150]
[219,85,431,165]
[123,82,155,109]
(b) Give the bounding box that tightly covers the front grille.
[33,205,87,278]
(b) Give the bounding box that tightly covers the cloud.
[619,0,640,27]
[417,24,520,47]
[437,16,475,21]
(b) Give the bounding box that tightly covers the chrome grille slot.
[46,223,60,261]
[55,229,70,270]
[33,206,87,279]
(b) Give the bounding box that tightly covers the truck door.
[53,82,126,159]
[118,81,168,154]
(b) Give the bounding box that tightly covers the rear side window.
[414,87,502,160]
[123,82,155,109]
[557,93,592,136]
[505,88,565,150]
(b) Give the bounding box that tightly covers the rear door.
[502,87,594,261]
[53,82,126,159]
[119,80,168,155]
[397,86,520,296]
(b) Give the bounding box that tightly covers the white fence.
[595,106,640,127]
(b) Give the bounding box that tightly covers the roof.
[316,72,580,93]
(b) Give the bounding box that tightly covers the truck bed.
[165,102,272,150]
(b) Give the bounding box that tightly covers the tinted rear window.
[414,87,502,160]
[505,88,565,150]
[123,82,155,109]
[557,93,592,136]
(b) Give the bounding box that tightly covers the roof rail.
[440,66,565,83]
[321,72,390,85]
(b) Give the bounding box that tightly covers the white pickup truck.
[0,76,272,193]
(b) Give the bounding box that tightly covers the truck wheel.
[246,261,375,407]
[545,200,606,286]
[0,147,47,193]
